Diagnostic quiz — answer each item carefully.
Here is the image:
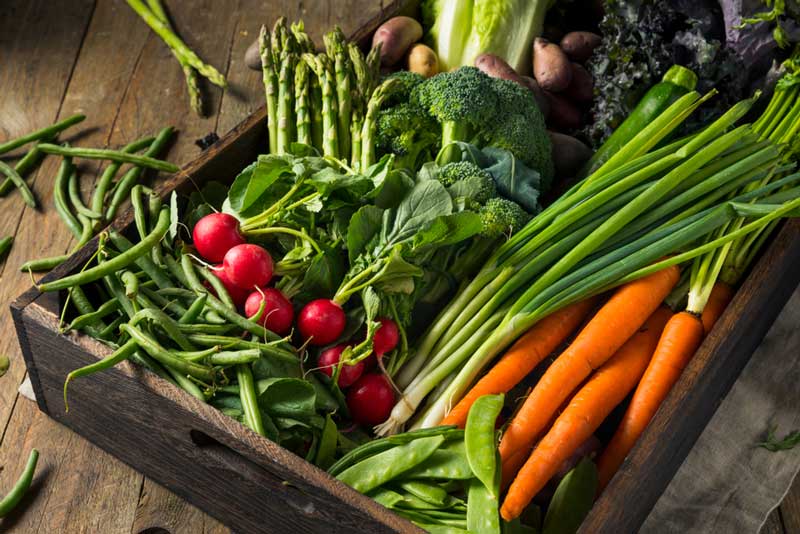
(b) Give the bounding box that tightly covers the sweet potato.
[549,131,593,178]
[546,91,583,131]
[520,76,551,119]
[560,31,602,63]
[565,62,594,102]
[533,38,572,93]
[474,53,550,117]
[407,43,439,78]
[372,16,422,67]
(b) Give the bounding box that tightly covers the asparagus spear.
[259,25,279,152]
[295,60,312,146]
[291,20,316,53]
[325,27,352,161]
[309,74,325,152]
[361,78,402,170]
[145,0,203,115]
[126,0,226,88]
[348,43,370,169]
[305,54,339,158]
[365,43,383,95]
[277,53,297,154]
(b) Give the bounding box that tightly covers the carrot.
[500,306,672,521]
[700,281,734,334]
[596,310,704,492]
[441,298,597,428]
[498,265,680,479]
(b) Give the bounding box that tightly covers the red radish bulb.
[244,288,294,335]
[317,344,364,388]
[373,318,400,356]
[346,373,395,425]
[222,244,273,290]
[192,213,245,263]
[210,264,250,307]
[297,299,346,346]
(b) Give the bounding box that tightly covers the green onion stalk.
[379,87,800,436]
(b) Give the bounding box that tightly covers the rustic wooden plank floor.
[0,1,797,533]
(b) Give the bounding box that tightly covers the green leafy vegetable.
[757,425,800,451]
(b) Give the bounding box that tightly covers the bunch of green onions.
[378,85,800,436]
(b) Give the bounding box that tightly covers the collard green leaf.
[385,180,453,246]
[373,246,424,294]
[229,157,292,213]
[369,169,416,209]
[347,205,384,263]
[257,377,317,419]
[308,167,373,198]
[302,247,347,299]
[412,212,483,251]
[482,147,542,214]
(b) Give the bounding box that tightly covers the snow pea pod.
[395,480,449,507]
[542,457,598,534]
[39,207,170,292]
[337,435,445,493]
[0,449,39,518]
[401,440,472,480]
[465,393,504,496]
[467,478,500,534]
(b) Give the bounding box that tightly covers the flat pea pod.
[368,487,405,509]
[327,426,461,477]
[467,478,501,534]
[542,457,598,534]
[63,340,138,410]
[414,525,470,534]
[120,323,215,381]
[401,440,472,480]
[337,435,445,494]
[39,207,170,292]
[179,293,208,324]
[395,480,449,507]
[0,449,39,518]
[206,349,261,365]
[465,393,504,496]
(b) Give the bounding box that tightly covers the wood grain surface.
[0,1,797,533]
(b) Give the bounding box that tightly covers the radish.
[210,264,250,307]
[346,373,395,425]
[317,344,364,388]
[297,299,346,346]
[373,318,400,356]
[223,244,273,290]
[244,288,294,335]
[192,213,244,263]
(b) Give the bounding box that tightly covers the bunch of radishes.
[192,212,399,427]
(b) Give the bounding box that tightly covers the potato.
[546,91,583,131]
[245,37,262,70]
[564,62,594,102]
[533,38,572,93]
[372,16,423,67]
[407,43,439,78]
[548,131,593,178]
[473,53,550,117]
[519,76,550,119]
[560,31,602,63]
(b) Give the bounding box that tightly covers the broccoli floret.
[479,197,529,238]
[438,161,497,204]
[411,67,498,147]
[376,102,441,170]
[383,71,426,107]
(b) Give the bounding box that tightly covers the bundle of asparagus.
[259,19,394,171]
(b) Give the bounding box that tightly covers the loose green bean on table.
[0,449,39,518]
[0,114,85,155]
[37,142,179,173]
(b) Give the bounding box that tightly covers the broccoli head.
[438,161,497,204]
[479,197,529,238]
[376,102,441,170]
[383,71,426,107]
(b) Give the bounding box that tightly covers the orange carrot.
[498,265,680,481]
[596,310,704,492]
[700,281,734,334]
[500,306,672,521]
[441,298,597,428]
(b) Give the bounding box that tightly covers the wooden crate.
[10,3,800,532]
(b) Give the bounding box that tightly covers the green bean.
[208,349,260,365]
[97,315,124,339]
[337,435,445,493]
[129,351,175,382]
[0,113,85,154]
[120,323,214,381]
[0,236,12,262]
[75,213,93,249]
[0,143,48,196]
[177,323,237,334]
[131,185,149,239]
[156,287,197,300]
[185,334,296,363]
[63,339,138,409]
[147,189,162,226]
[165,365,206,401]
[68,286,107,335]
[0,159,36,208]
[105,127,174,221]
[90,136,154,216]
[38,142,178,173]
[180,253,284,342]
[401,441,472,480]
[179,293,208,324]
[328,426,462,477]
[39,208,170,292]
[108,229,173,290]
[67,170,102,219]
[197,265,236,311]
[464,394,503,495]
[138,287,188,316]
[121,270,140,298]
[67,299,120,331]
[237,363,266,436]
[53,157,82,238]
[129,308,195,351]
[0,449,39,518]
[163,253,191,286]
[466,479,500,534]
[20,255,70,272]
[204,310,227,324]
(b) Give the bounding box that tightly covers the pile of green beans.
[21,127,175,273]
[52,187,308,443]
[331,394,505,533]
